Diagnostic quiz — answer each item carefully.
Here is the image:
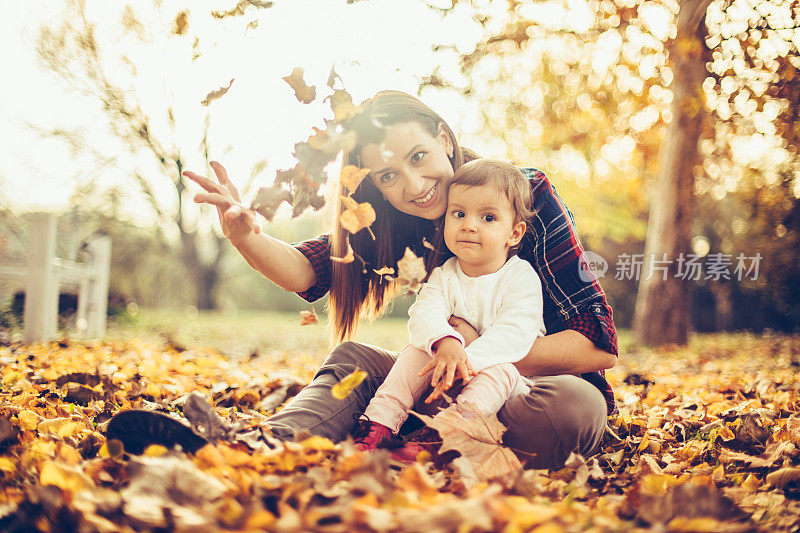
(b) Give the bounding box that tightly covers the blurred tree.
[427,0,800,344]
[34,0,267,309]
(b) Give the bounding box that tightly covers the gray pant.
[267,341,608,470]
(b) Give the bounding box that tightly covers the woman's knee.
[317,341,396,380]
[499,375,607,469]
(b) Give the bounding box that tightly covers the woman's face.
[359,121,455,220]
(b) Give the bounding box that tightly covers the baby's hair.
[450,159,535,225]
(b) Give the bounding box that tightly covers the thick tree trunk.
[632,0,712,345]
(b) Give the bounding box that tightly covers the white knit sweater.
[408,255,546,372]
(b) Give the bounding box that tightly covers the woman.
[108,91,618,469]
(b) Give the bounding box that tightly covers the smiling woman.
[109,90,619,470]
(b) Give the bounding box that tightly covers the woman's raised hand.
[183,161,261,244]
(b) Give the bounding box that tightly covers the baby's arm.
[465,262,546,373]
[407,265,465,356]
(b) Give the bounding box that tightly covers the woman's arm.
[448,316,616,376]
[230,231,317,293]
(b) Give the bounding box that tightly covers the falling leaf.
[340,165,371,193]
[328,90,358,121]
[330,239,355,263]
[283,67,316,104]
[422,237,435,250]
[299,309,318,326]
[340,196,376,235]
[174,11,189,35]
[396,247,427,294]
[251,184,292,221]
[412,402,522,486]
[326,64,341,88]
[373,266,395,278]
[201,79,234,106]
[212,0,274,19]
[331,369,368,399]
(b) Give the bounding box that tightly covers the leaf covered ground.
[1,332,799,532]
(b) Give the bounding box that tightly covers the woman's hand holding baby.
[420,336,476,403]
[183,161,261,245]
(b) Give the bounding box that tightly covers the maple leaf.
[396,247,427,294]
[283,67,316,104]
[331,369,368,400]
[340,196,376,235]
[299,309,318,326]
[340,165,371,194]
[201,79,234,106]
[250,184,292,221]
[412,402,522,486]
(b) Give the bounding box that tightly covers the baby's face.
[443,183,524,277]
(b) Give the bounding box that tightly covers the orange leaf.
[340,196,376,235]
[328,90,358,121]
[331,239,355,263]
[396,247,427,294]
[331,369,368,399]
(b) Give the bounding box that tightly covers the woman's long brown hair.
[329,90,478,341]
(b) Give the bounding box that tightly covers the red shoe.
[352,415,392,452]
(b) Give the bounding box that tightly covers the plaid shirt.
[294,168,618,414]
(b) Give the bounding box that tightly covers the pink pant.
[363,345,530,433]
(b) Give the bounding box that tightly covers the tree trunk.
[632,0,712,345]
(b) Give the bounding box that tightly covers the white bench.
[0,213,111,344]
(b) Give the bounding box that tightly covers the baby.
[354,159,546,460]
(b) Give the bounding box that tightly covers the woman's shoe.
[105,410,209,455]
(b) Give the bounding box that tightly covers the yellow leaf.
[283,67,316,104]
[718,425,735,441]
[300,436,335,452]
[637,432,650,452]
[144,444,168,457]
[173,11,188,35]
[0,457,16,473]
[144,383,161,399]
[99,439,124,460]
[373,266,395,279]
[339,196,376,235]
[328,89,358,121]
[39,461,94,493]
[666,517,723,532]
[56,444,82,466]
[30,440,57,459]
[245,511,276,529]
[18,410,39,431]
[331,369,368,400]
[740,473,761,492]
[340,165,370,193]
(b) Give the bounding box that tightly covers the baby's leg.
[456,363,530,417]
[364,346,433,433]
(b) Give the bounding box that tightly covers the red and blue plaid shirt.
[293,168,618,414]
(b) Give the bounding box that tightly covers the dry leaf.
[283,67,316,104]
[373,266,395,278]
[766,467,800,489]
[299,309,318,326]
[328,90,358,121]
[340,196,376,235]
[201,79,234,106]
[422,237,435,250]
[340,165,371,193]
[331,369,368,400]
[412,402,522,485]
[174,11,188,35]
[251,185,292,221]
[396,247,427,294]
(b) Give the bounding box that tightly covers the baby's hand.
[418,337,476,403]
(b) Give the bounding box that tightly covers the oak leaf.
[283,67,316,104]
[331,369,368,399]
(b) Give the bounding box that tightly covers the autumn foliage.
[1,333,799,531]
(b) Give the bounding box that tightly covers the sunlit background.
[1,0,799,348]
